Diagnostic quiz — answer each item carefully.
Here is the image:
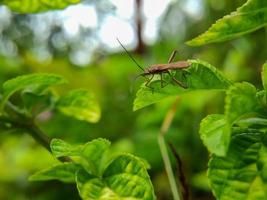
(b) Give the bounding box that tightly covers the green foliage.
[77,154,155,200]
[31,138,156,200]
[198,63,267,199]
[187,0,267,46]
[0,73,101,125]
[208,132,267,200]
[56,89,101,123]
[262,62,267,92]
[29,163,81,183]
[0,73,66,111]
[198,82,259,156]
[51,138,110,176]
[133,59,231,110]
[0,0,81,13]
[200,114,226,156]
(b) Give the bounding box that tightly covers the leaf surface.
[0,73,66,110]
[208,132,267,200]
[51,138,111,176]
[76,154,156,200]
[200,114,227,156]
[29,163,81,183]
[133,59,231,110]
[1,0,81,13]
[187,0,267,46]
[262,62,267,92]
[57,89,101,123]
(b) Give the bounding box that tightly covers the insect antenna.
[116,38,144,71]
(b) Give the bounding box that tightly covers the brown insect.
[117,39,190,89]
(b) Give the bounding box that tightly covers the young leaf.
[1,0,81,13]
[22,92,55,116]
[187,0,267,46]
[51,138,111,176]
[76,169,107,199]
[56,89,101,123]
[220,82,258,155]
[50,138,82,158]
[76,154,156,200]
[225,82,258,126]
[208,132,267,200]
[133,59,232,110]
[200,114,227,156]
[29,163,82,183]
[0,73,66,111]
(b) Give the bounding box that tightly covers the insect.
[117,39,190,89]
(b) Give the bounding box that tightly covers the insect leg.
[167,71,187,89]
[160,72,169,88]
[160,73,163,88]
[168,50,178,63]
[145,74,155,90]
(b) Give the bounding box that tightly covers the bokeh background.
[0,0,266,199]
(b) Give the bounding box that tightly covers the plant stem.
[0,94,51,151]
[158,97,182,200]
[0,95,72,162]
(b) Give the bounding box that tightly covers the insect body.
[117,39,190,89]
[140,53,190,88]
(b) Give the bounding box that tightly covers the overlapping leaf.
[0,73,66,111]
[133,59,232,110]
[76,154,156,200]
[200,82,258,156]
[51,138,110,176]
[32,138,155,200]
[208,132,267,200]
[187,0,267,46]
[56,89,101,123]
[200,114,226,156]
[29,163,81,183]
[1,0,81,13]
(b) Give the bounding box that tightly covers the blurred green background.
[0,0,266,199]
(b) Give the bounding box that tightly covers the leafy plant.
[0,73,155,200]
[132,0,267,199]
[1,0,267,199]
[187,0,267,46]
[30,138,156,200]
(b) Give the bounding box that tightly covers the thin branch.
[0,94,71,162]
[158,97,183,200]
[168,142,190,200]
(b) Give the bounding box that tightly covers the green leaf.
[50,138,82,158]
[262,62,267,91]
[200,114,227,156]
[29,163,81,183]
[133,59,232,111]
[76,154,156,200]
[22,91,55,116]
[208,132,267,200]
[1,0,81,13]
[225,82,258,125]
[235,117,267,128]
[56,89,101,123]
[187,0,267,46]
[0,73,66,111]
[220,82,258,155]
[51,138,111,176]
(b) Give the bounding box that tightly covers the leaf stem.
[158,97,182,200]
[0,94,72,162]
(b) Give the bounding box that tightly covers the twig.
[0,94,71,162]
[158,97,182,200]
[168,142,190,200]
